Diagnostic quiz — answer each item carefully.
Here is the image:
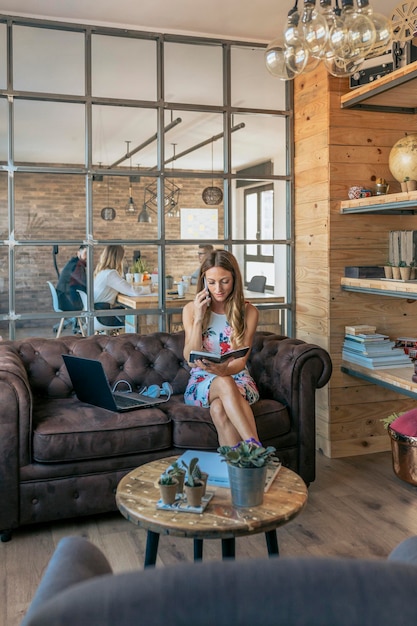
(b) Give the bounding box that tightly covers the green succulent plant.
[159,471,177,486]
[217,441,277,468]
[182,457,202,487]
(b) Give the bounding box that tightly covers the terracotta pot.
[392,266,401,280]
[159,479,178,505]
[401,181,408,192]
[384,266,393,279]
[400,266,411,281]
[407,180,417,192]
[184,482,204,507]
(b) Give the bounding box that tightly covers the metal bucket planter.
[388,426,417,486]
[227,464,267,507]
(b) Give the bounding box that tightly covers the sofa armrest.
[0,344,32,534]
[21,536,113,626]
[250,334,332,484]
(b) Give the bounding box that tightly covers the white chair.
[77,290,124,335]
[47,282,85,338]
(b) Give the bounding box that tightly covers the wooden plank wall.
[294,66,417,458]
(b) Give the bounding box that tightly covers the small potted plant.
[158,471,179,505]
[169,460,186,494]
[399,260,411,281]
[183,457,204,507]
[392,262,401,280]
[401,177,409,192]
[383,261,393,279]
[218,440,277,508]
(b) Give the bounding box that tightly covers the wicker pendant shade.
[202,141,223,205]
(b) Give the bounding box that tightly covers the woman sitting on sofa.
[182,249,261,447]
[93,245,138,326]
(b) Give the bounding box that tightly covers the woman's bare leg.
[209,376,259,445]
[210,398,241,446]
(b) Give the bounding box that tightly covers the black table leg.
[144,530,160,567]
[194,539,204,561]
[265,529,279,556]
[222,537,236,559]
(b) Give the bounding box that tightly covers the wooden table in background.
[116,456,307,567]
[117,289,285,334]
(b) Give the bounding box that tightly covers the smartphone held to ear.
[203,277,211,305]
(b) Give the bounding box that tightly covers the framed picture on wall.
[180,208,218,240]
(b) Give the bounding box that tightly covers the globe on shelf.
[389,134,417,183]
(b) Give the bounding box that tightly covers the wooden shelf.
[340,60,417,113]
[341,277,417,299]
[341,361,417,400]
[340,190,417,214]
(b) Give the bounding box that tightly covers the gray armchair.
[22,535,417,626]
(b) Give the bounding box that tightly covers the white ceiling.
[0,1,402,43]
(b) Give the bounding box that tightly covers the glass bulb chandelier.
[265,0,393,80]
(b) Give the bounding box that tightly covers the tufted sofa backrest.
[2,331,191,399]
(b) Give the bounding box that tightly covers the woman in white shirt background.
[93,245,138,326]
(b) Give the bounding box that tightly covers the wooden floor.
[3,450,417,626]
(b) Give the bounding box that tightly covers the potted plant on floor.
[158,471,179,505]
[218,440,277,507]
[183,457,204,507]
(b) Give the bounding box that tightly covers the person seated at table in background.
[93,245,140,327]
[182,249,261,447]
[56,245,87,311]
[190,244,214,284]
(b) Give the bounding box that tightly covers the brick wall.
[0,172,223,315]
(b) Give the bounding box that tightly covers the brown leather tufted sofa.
[0,331,332,541]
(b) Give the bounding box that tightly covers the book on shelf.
[189,346,249,364]
[345,333,390,342]
[345,325,377,336]
[342,350,411,369]
[343,344,396,357]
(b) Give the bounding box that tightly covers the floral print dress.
[184,311,259,408]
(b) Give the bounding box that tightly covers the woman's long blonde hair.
[94,245,125,277]
[197,250,246,347]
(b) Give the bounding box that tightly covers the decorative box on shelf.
[344,266,385,279]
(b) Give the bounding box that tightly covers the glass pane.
[0,243,7,317]
[245,192,258,244]
[231,113,287,174]
[14,101,85,165]
[260,188,274,256]
[164,110,224,172]
[15,173,86,240]
[232,179,287,242]
[0,23,6,89]
[231,46,286,110]
[92,35,157,101]
[92,105,157,169]
[13,26,85,95]
[164,42,223,106]
[0,97,7,163]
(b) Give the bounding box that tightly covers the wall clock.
[101,207,116,221]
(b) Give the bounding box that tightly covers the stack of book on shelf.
[342,325,412,370]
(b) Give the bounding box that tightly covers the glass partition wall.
[0,16,292,339]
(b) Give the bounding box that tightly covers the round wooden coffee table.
[116,456,307,567]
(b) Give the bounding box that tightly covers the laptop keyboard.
[115,394,145,408]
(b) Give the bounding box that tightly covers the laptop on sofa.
[62,354,166,413]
